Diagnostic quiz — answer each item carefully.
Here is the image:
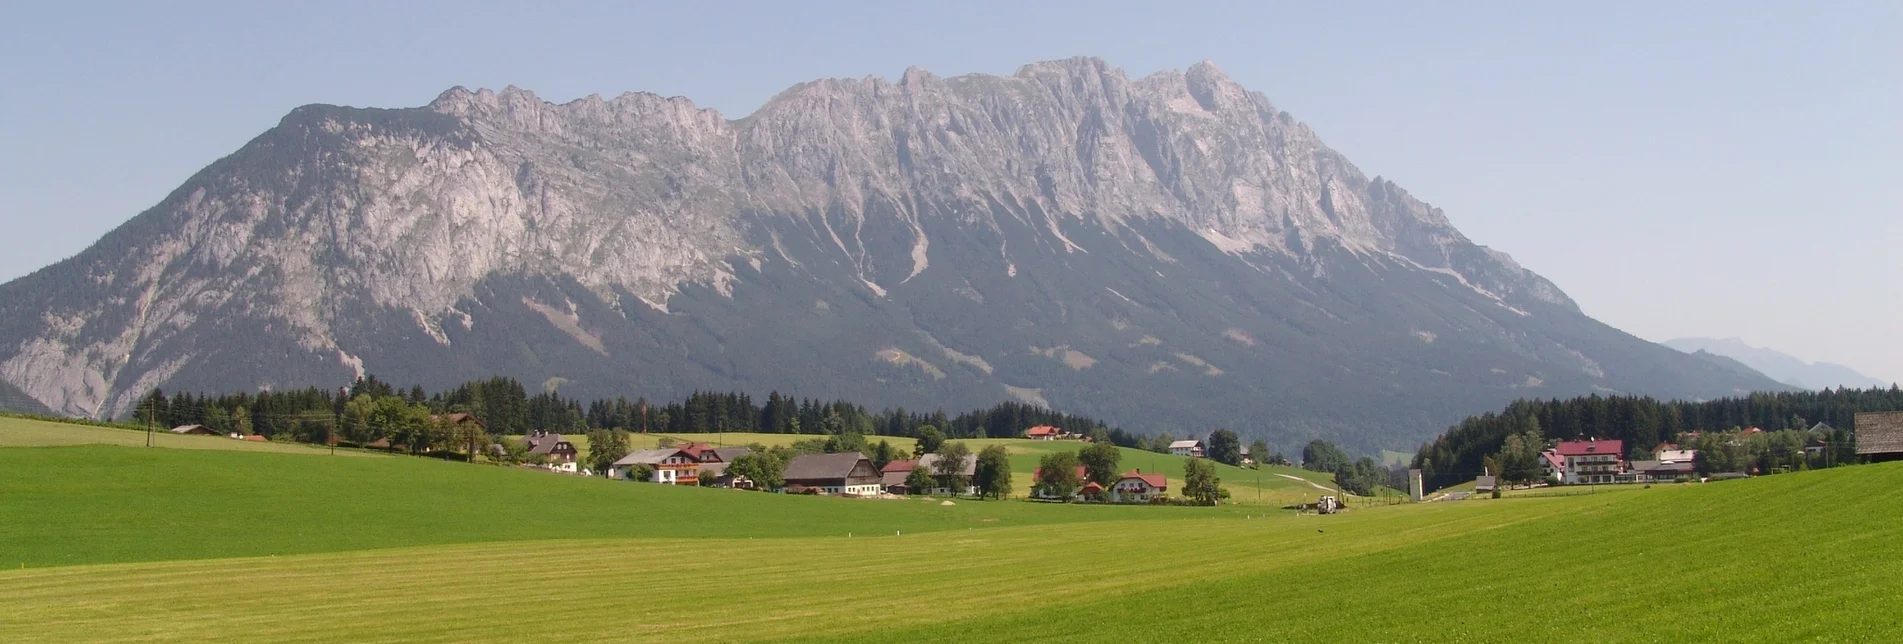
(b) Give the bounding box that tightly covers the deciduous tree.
[974,445,1012,499]
[933,441,973,495]
[1078,440,1122,486]
[1183,457,1222,505]
[1034,451,1082,499]
[1206,429,1242,466]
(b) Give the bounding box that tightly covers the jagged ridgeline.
[0,57,1784,452]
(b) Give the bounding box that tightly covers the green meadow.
[3,419,1899,642]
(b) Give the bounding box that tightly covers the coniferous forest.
[1412,386,1903,491]
[125,375,1155,450]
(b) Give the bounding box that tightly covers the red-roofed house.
[1556,439,1625,484]
[880,459,919,494]
[1030,465,1089,500]
[1539,450,1566,482]
[1109,469,1168,503]
[1025,425,1060,440]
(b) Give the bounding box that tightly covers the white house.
[1168,440,1204,458]
[1108,470,1168,503]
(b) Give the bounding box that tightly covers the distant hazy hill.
[1664,337,1889,390]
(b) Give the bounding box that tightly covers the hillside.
[1665,337,1890,390]
[3,435,1897,641]
[0,57,1784,452]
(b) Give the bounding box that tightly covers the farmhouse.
[525,431,579,472]
[430,413,485,432]
[879,459,919,494]
[169,425,217,435]
[1628,460,1695,483]
[1108,469,1167,503]
[782,452,882,496]
[1539,450,1566,482]
[1854,411,1903,463]
[917,452,978,496]
[1169,440,1204,458]
[612,448,701,484]
[1026,425,1060,440]
[1556,439,1625,484]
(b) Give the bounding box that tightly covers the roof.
[1855,411,1903,455]
[1026,425,1059,437]
[1474,475,1497,490]
[698,462,730,478]
[431,412,484,428]
[784,452,871,480]
[526,433,569,454]
[918,453,977,476]
[1540,451,1565,469]
[1632,460,1695,474]
[168,425,210,434]
[1168,440,1202,450]
[880,459,919,474]
[1555,439,1624,458]
[241,435,268,442]
[709,447,751,462]
[881,470,911,487]
[1079,481,1105,494]
[1116,469,1167,490]
[614,448,685,466]
[1655,449,1697,463]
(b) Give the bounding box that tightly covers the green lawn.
[0,415,372,456]
[0,445,1247,568]
[3,450,1897,642]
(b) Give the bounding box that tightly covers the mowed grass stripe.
[0,500,1562,643]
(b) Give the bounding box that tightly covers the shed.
[1474,475,1498,493]
[1854,411,1903,463]
[169,425,218,435]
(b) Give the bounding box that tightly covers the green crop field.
[4,417,1899,642]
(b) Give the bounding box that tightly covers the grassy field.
[7,416,1898,641]
[0,415,371,456]
[0,445,1249,568]
[2,447,1896,641]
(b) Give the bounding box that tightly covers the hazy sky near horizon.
[1,1,1897,383]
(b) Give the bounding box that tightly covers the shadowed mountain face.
[0,57,1784,450]
[1664,338,1889,391]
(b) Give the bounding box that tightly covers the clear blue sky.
[2,1,1897,383]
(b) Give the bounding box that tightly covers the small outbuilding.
[1855,411,1903,463]
[1474,475,1498,494]
[169,424,218,435]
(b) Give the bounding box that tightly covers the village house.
[1474,475,1498,494]
[1025,425,1060,441]
[525,431,579,472]
[1626,460,1696,483]
[781,452,883,496]
[1854,411,1903,463]
[1108,469,1167,503]
[1539,450,1566,482]
[880,459,919,495]
[611,448,701,484]
[1169,440,1204,458]
[1556,439,1625,484]
[168,424,217,435]
[695,462,755,489]
[917,453,979,496]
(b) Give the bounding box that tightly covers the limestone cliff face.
[0,58,1778,447]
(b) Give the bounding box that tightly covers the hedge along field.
[5,464,1898,642]
[0,445,1252,568]
[0,415,374,456]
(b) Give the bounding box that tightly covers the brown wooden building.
[1855,411,1903,463]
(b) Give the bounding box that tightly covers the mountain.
[1663,338,1889,390]
[0,57,1786,451]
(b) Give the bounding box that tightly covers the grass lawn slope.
[0,445,1242,568]
[3,453,1897,641]
[0,415,370,456]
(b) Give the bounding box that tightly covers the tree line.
[1411,385,1903,491]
